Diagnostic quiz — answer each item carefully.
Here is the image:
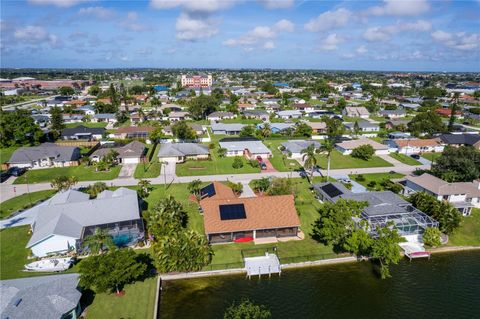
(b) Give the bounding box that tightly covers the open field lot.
[14,165,121,184]
[315,150,393,170]
[447,209,480,246]
[389,153,422,165]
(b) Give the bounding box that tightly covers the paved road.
[0,162,428,203]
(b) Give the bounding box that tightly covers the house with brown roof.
[90,141,146,164]
[199,182,301,243]
[335,138,389,155]
[342,106,370,119]
[403,173,480,216]
[305,121,327,134]
[388,138,444,154]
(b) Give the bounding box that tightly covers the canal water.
[159,251,480,319]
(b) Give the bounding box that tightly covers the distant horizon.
[1,0,479,72]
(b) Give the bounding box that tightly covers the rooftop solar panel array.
[321,183,343,198]
[200,183,216,198]
[219,204,246,220]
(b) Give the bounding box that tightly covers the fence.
[203,262,245,271]
[241,246,278,259]
[278,252,348,265]
[55,140,99,148]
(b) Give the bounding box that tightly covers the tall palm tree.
[301,144,318,180]
[319,138,335,181]
[82,228,115,254]
[261,123,272,138]
[187,179,202,198]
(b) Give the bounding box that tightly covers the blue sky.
[1,0,479,71]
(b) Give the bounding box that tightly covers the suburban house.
[92,113,117,123]
[157,143,210,163]
[26,188,144,257]
[90,141,146,164]
[164,123,205,136]
[243,110,269,121]
[8,143,80,169]
[281,140,322,158]
[207,111,235,121]
[200,182,301,243]
[402,173,480,216]
[61,125,105,141]
[257,122,295,133]
[387,138,444,154]
[219,137,272,159]
[62,114,84,124]
[264,103,281,112]
[168,111,191,121]
[385,119,410,130]
[305,121,327,135]
[211,123,245,135]
[238,103,256,111]
[292,103,314,112]
[335,138,389,155]
[314,182,438,241]
[31,114,50,128]
[439,133,480,149]
[344,121,380,132]
[399,103,421,111]
[379,109,406,119]
[0,274,82,319]
[342,106,370,118]
[112,126,154,139]
[77,105,96,115]
[388,132,411,140]
[277,110,302,119]
[435,108,463,118]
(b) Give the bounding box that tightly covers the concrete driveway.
[118,164,137,178]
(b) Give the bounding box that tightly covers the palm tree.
[260,123,272,138]
[138,179,153,198]
[188,179,202,199]
[82,228,115,254]
[301,144,318,180]
[319,138,335,181]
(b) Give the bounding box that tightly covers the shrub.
[355,174,365,182]
[351,144,375,160]
[232,156,244,169]
[367,181,377,189]
[423,227,442,247]
[249,159,260,168]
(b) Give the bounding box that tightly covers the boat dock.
[399,242,431,261]
[244,253,281,278]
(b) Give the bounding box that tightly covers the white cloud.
[264,41,275,49]
[431,30,479,50]
[175,12,219,41]
[363,20,432,42]
[28,0,93,7]
[305,8,351,32]
[78,6,115,19]
[120,11,147,32]
[136,48,153,56]
[150,0,237,12]
[223,19,294,50]
[367,0,430,16]
[258,0,295,9]
[14,26,59,46]
[318,33,343,51]
[356,45,368,54]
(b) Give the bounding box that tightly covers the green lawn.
[315,150,393,169]
[263,140,302,172]
[349,172,405,191]
[134,145,161,179]
[389,153,422,165]
[0,146,18,164]
[0,190,55,219]
[176,146,261,177]
[421,152,443,162]
[447,209,480,246]
[85,277,157,319]
[65,122,107,128]
[14,165,121,184]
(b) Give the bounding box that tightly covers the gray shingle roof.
[281,140,321,153]
[219,140,272,154]
[27,188,140,247]
[91,141,146,159]
[157,143,210,158]
[211,123,245,132]
[0,274,81,319]
[8,143,80,164]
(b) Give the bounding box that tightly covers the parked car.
[260,162,267,170]
[7,167,27,177]
[410,154,420,159]
[0,172,11,183]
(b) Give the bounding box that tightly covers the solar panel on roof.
[321,183,343,198]
[219,204,246,220]
[200,183,216,198]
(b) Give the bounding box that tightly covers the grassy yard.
[447,209,480,246]
[389,152,422,165]
[220,118,262,125]
[65,122,108,129]
[349,172,405,191]
[263,139,302,172]
[14,165,121,184]
[134,145,161,179]
[85,277,157,319]
[315,150,393,169]
[0,190,55,219]
[421,152,443,162]
[176,146,260,177]
[0,146,18,164]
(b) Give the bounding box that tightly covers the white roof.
[219,140,272,154]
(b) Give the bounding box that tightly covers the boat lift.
[244,253,281,279]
